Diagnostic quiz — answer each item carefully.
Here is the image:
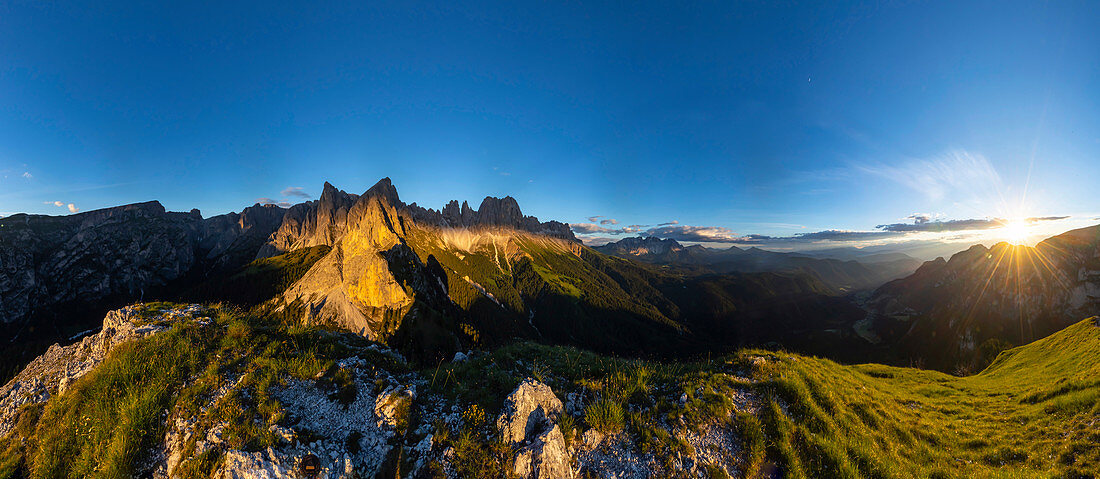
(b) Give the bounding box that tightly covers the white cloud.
[43,201,64,207]
[644,225,741,242]
[257,197,293,208]
[858,150,1002,202]
[67,203,79,213]
[280,187,311,199]
[22,172,32,179]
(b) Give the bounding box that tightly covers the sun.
[1001,219,1029,245]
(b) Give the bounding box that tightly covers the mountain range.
[865,226,1100,371]
[594,236,922,293]
[1,178,1099,478]
[2,178,1098,378]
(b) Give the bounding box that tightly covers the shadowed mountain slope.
[866,225,1100,371]
[0,202,286,380]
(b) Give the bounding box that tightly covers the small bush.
[462,404,486,430]
[585,399,624,434]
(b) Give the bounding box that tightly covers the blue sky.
[2,1,1098,251]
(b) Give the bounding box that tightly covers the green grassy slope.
[733,315,1100,478]
[0,304,400,478]
[433,316,1100,478]
[2,307,1096,478]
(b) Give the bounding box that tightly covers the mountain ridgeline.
[594,236,922,293]
[230,179,874,363]
[865,225,1100,371]
[2,178,1100,478]
[0,179,883,379]
[0,201,287,379]
[2,178,1098,377]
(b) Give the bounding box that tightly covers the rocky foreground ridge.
[0,304,757,478]
[4,303,1099,478]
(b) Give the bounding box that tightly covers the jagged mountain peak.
[361,177,402,206]
[260,179,577,258]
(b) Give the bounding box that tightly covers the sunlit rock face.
[866,225,1100,370]
[278,187,414,338]
[257,182,361,257]
[267,178,578,345]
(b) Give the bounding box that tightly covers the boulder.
[374,385,415,430]
[514,424,574,479]
[496,379,564,445]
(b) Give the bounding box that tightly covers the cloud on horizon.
[572,213,1075,249]
[585,215,620,225]
[569,222,740,243]
[644,225,740,242]
[257,197,293,208]
[569,223,645,235]
[281,187,310,199]
[877,216,1070,233]
[67,203,79,213]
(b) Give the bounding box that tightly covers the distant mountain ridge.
[0,201,286,327]
[4,177,1095,378]
[595,236,922,293]
[866,225,1100,370]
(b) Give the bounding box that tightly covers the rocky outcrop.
[0,304,207,438]
[374,384,416,429]
[496,379,574,479]
[514,424,573,479]
[496,378,564,444]
[275,186,416,338]
[156,353,415,479]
